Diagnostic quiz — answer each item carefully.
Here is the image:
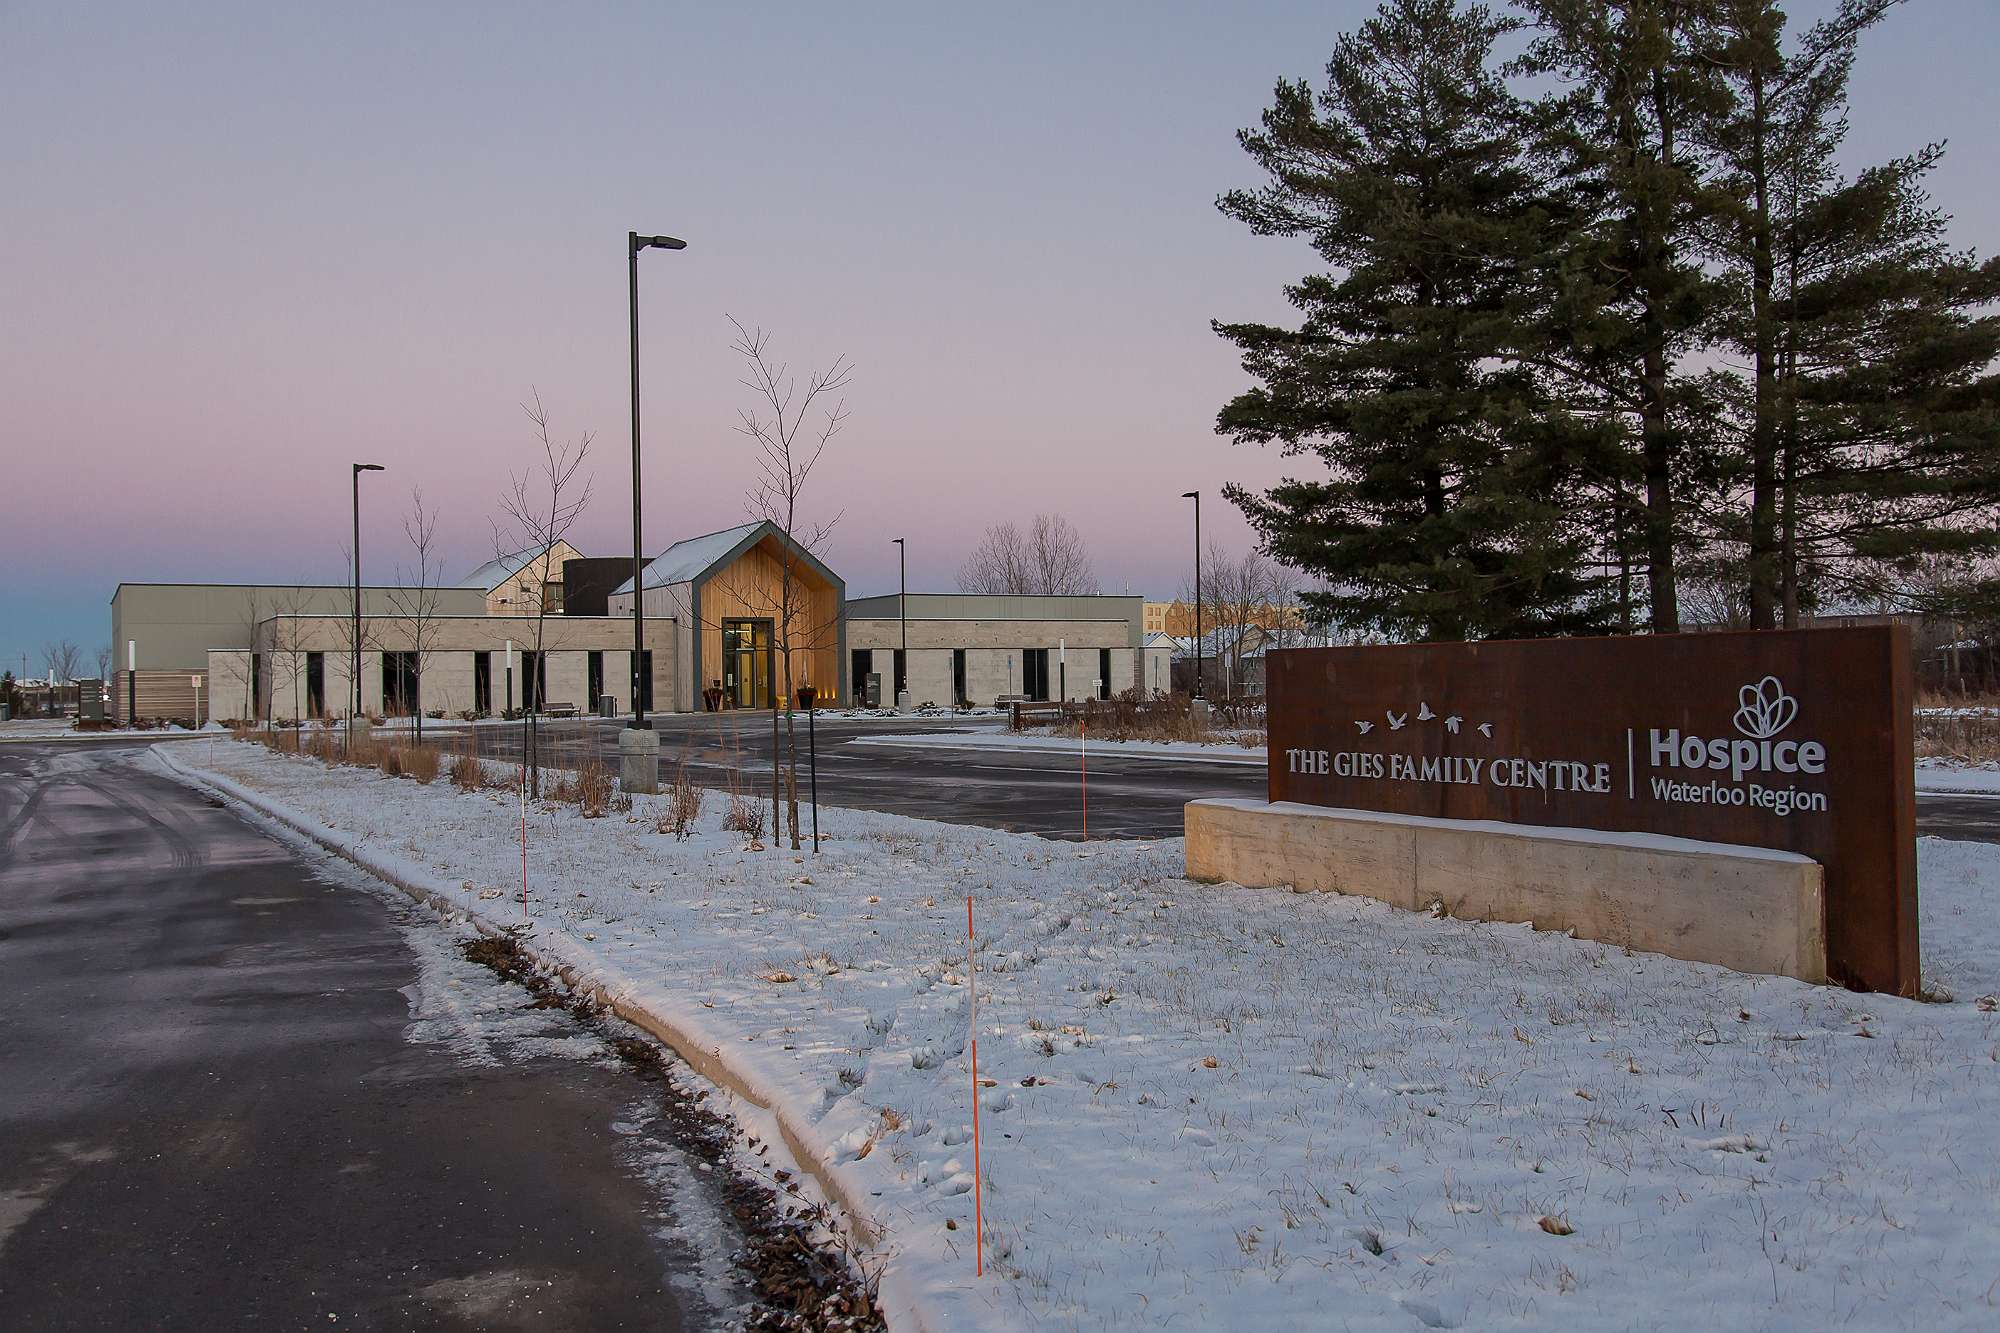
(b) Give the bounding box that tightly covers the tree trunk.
[1746,68,1780,630]
[781,646,801,851]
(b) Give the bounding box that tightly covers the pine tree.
[1516,0,1735,633]
[1213,0,1611,641]
[1697,0,2000,620]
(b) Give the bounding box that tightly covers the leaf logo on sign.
[1733,675,1797,740]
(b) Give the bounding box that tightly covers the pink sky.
[4,1,1995,664]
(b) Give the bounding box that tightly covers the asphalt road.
[0,740,740,1331]
[466,712,2000,845]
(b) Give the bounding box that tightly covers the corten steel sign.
[1266,626,1917,994]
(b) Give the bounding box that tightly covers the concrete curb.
[153,746,934,1332]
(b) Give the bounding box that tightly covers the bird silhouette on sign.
[1444,715,1462,734]
[1477,722,1493,738]
[1387,711,1408,731]
[1417,702,1435,721]
[1355,720,1374,734]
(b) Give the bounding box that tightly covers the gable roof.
[611,521,841,596]
[460,541,579,593]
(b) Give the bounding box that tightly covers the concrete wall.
[112,584,489,673]
[845,617,1132,653]
[247,615,677,719]
[1185,798,1828,983]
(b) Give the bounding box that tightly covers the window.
[542,581,564,613]
[893,649,907,700]
[251,653,264,721]
[634,650,654,713]
[721,620,773,709]
[851,649,870,707]
[306,652,325,717]
[587,650,604,706]
[382,652,418,716]
[1022,648,1050,701]
[952,649,967,706]
[520,651,546,711]
[1099,648,1112,700]
[473,651,491,716]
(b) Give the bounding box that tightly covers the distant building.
[107,522,1166,723]
[460,540,585,616]
[1143,599,1307,638]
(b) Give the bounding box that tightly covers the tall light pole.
[1182,491,1202,700]
[352,463,384,745]
[627,230,686,731]
[892,538,908,709]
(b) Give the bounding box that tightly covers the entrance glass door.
[722,619,774,709]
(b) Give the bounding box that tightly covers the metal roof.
[610,521,768,594]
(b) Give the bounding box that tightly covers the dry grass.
[724,789,766,840]
[661,752,704,840]
[399,744,441,785]
[1915,712,2000,763]
[448,733,484,792]
[575,759,613,818]
[1042,693,1267,745]
[1918,686,2000,710]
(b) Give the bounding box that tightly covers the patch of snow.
[158,740,2000,1331]
[852,730,1268,764]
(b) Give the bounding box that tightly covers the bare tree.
[1180,545,1293,698]
[330,545,378,735]
[725,316,851,851]
[390,487,448,744]
[263,587,311,738]
[494,390,593,798]
[1028,513,1097,595]
[957,513,1098,595]
[94,644,111,684]
[957,522,1032,594]
[42,639,81,686]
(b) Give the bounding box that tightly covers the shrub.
[660,755,703,840]
[723,790,766,841]
[401,745,441,784]
[456,709,479,722]
[575,760,613,818]
[376,746,403,779]
[448,734,484,791]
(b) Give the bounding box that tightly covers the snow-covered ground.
[160,741,2000,1331]
[1915,759,2000,795]
[0,719,212,742]
[852,729,1268,764]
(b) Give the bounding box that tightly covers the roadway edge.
[151,744,942,1333]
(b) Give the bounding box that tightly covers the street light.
[628,230,686,733]
[892,537,907,709]
[352,463,385,747]
[1182,491,1202,700]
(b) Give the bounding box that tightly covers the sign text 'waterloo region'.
[1263,628,1916,994]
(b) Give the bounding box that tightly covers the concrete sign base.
[1186,798,1827,983]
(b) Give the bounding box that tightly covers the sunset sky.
[4,0,1995,675]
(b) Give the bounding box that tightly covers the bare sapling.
[492,390,593,801]
[661,749,704,840]
[727,316,851,851]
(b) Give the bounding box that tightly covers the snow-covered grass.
[0,719,210,742]
[162,740,2000,1331]
[1916,759,2000,795]
[852,730,1267,764]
